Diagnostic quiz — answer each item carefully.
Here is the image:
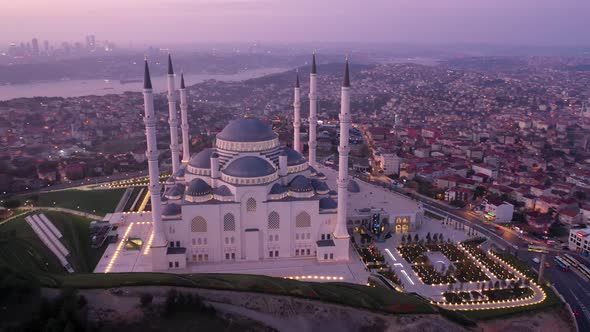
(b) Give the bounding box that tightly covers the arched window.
[246,197,256,212]
[268,211,280,229]
[191,216,207,232]
[223,213,235,231]
[295,211,311,228]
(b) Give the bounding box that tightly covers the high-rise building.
[31,38,39,56]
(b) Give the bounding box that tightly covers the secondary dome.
[213,185,232,196]
[319,197,337,210]
[188,148,213,169]
[289,175,313,192]
[283,147,307,166]
[186,178,211,196]
[217,117,277,142]
[222,156,276,178]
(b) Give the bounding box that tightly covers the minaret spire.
[308,53,318,167]
[343,57,350,87]
[142,59,168,270]
[166,54,181,174]
[179,72,191,163]
[167,53,174,75]
[293,69,301,152]
[334,57,351,261]
[143,58,152,89]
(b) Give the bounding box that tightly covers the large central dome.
[217,117,277,143]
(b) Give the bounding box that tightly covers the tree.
[574,191,587,201]
[494,281,500,289]
[426,232,431,243]
[2,199,20,209]
[474,186,486,198]
[140,293,153,307]
[414,234,419,242]
[401,234,406,244]
[433,233,438,242]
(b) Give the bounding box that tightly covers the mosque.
[135,54,422,272]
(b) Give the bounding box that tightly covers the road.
[355,170,589,331]
[4,170,149,197]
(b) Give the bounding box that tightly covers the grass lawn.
[35,188,126,216]
[0,211,64,275]
[0,210,107,275]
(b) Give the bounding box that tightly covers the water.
[0,67,287,101]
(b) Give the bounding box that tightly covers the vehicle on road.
[578,264,590,280]
[555,256,571,272]
[545,262,551,268]
[532,257,540,264]
[563,254,580,268]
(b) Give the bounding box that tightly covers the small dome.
[283,147,307,166]
[174,168,185,178]
[223,156,276,178]
[213,185,232,196]
[319,197,337,210]
[161,196,168,204]
[186,178,211,196]
[329,190,338,198]
[289,175,313,192]
[348,180,361,193]
[162,203,181,216]
[269,183,287,195]
[165,183,185,199]
[165,176,176,185]
[315,172,327,180]
[189,148,214,169]
[217,117,277,142]
[309,166,317,176]
[311,179,329,194]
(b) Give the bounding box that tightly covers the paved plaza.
[95,212,370,283]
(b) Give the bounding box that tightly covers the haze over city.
[2,0,590,45]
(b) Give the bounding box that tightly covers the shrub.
[140,293,153,307]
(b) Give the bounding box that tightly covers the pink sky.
[2,0,589,46]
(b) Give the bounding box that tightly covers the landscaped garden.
[453,261,490,283]
[397,244,428,264]
[460,242,516,280]
[412,264,456,285]
[442,285,534,304]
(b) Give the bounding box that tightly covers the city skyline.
[2,0,590,46]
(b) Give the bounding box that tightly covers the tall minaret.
[179,72,190,163]
[167,54,180,174]
[333,58,351,261]
[308,53,318,167]
[293,70,301,152]
[142,59,168,270]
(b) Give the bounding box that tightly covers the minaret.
[308,53,318,167]
[334,58,351,261]
[142,59,168,270]
[167,54,180,174]
[293,70,301,152]
[179,72,191,163]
